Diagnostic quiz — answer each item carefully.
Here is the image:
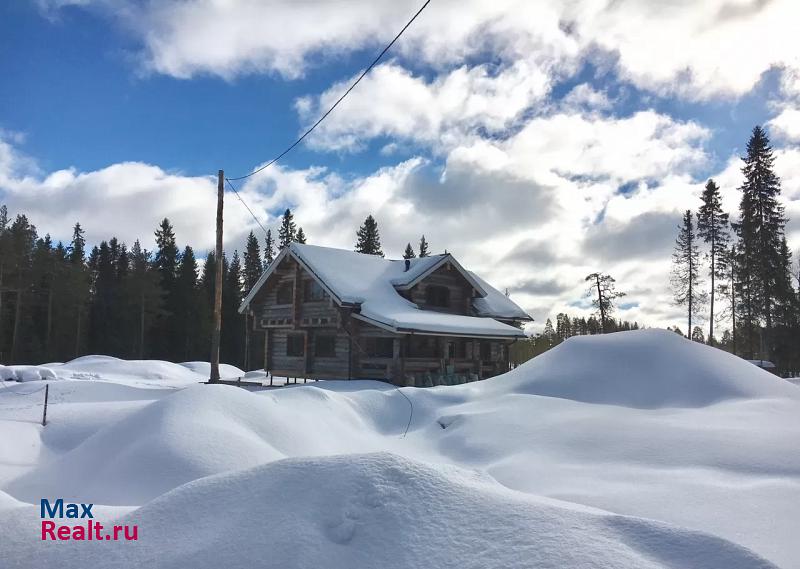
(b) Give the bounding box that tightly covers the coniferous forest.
[0,211,428,369]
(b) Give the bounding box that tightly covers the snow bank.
[179,361,245,378]
[0,453,776,569]
[492,329,800,408]
[5,384,386,505]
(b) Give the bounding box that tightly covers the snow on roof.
[241,243,528,338]
[470,271,532,320]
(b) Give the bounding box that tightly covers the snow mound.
[0,365,59,382]
[54,356,203,383]
[4,384,381,505]
[179,361,245,378]
[494,329,800,408]
[0,453,775,569]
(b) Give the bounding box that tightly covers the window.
[286,334,304,357]
[408,336,438,358]
[364,337,394,358]
[276,283,293,305]
[304,280,327,301]
[480,341,492,362]
[425,285,450,307]
[315,335,336,357]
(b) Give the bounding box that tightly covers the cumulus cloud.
[40,0,800,102]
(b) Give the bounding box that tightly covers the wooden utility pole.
[209,170,225,383]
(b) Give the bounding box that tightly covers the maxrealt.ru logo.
[40,499,138,541]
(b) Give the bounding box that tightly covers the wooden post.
[209,169,224,383]
[244,312,250,371]
[42,384,49,426]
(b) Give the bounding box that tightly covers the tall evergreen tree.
[243,231,263,293]
[584,272,626,332]
[278,209,297,249]
[733,126,787,358]
[696,179,729,345]
[418,235,429,258]
[403,243,416,260]
[126,240,163,359]
[69,222,86,265]
[671,210,705,337]
[152,218,180,358]
[296,227,307,244]
[222,251,244,367]
[355,215,384,256]
[264,229,276,268]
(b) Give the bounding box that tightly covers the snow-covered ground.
[1,330,798,568]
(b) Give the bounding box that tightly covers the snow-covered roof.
[240,243,530,338]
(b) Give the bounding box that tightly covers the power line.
[224,177,270,237]
[226,0,432,182]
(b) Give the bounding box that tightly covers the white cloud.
[296,61,552,152]
[769,108,800,143]
[44,0,800,102]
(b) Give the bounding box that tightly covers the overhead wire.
[226,0,432,183]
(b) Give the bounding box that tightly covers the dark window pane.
[408,336,438,358]
[287,334,304,357]
[277,283,293,305]
[304,280,326,301]
[315,335,336,357]
[425,285,450,307]
[365,337,394,358]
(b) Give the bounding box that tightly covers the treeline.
[671,126,800,373]
[0,206,433,368]
[510,313,640,364]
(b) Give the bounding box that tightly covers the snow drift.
[494,329,799,408]
[0,454,778,569]
[1,330,799,567]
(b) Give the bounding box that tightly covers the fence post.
[42,384,49,426]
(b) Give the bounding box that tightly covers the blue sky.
[1,0,799,330]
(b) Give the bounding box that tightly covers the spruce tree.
[278,209,297,249]
[126,240,164,359]
[264,229,276,268]
[696,179,729,345]
[355,215,384,256]
[733,126,787,358]
[296,227,307,244]
[69,222,86,265]
[152,218,180,358]
[671,210,706,337]
[418,235,429,257]
[403,243,416,260]
[243,231,263,293]
[222,250,244,367]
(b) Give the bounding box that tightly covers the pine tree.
[296,227,307,244]
[264,229,276,268]
[355,215,384,256]
[696,179,729,345]
[278,209,297,249]
[403,243,416,260]
[584,272,626,332]
[734,126,787,358]
[243,231,263,293]
[418,235,429,258]
[691,326,705,343]
[542,318,556,346]
[671,210,706,337]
